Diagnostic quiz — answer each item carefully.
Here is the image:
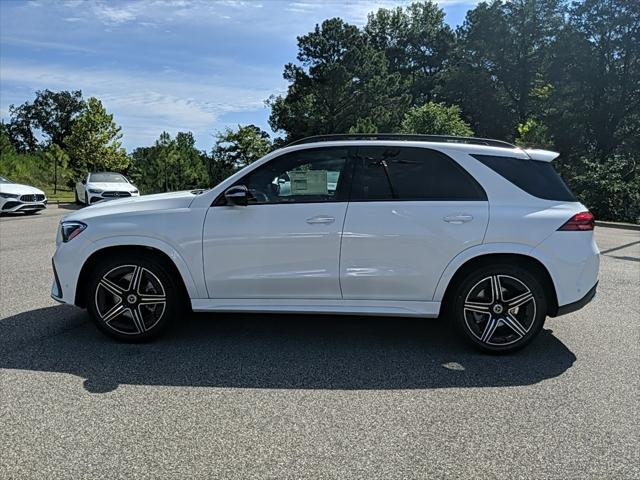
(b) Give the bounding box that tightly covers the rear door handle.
[306,215,335,225]
[443,214,473,224]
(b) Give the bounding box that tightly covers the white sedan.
[75,172,139,205]
[0,175,47,214]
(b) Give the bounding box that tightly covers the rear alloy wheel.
[87,255,180,341]
[451,265,547,353]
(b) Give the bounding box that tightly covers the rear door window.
[351,146,487,201]
[471,154,576,201]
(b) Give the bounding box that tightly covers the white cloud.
[81,0,265,26]
[93,3,140,24]
[0,60,283,148]
[1,36,96,53]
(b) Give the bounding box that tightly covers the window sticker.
[288,170,328,195]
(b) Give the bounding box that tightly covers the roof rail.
[287,134,516,149]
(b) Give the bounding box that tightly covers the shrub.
[567,154,640,223]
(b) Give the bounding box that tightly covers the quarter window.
[350,147,487,201]
[471,154,576,202]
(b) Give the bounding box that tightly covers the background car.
[0,175,47,214]
[75,172,139,205]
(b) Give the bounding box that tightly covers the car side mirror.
[224,185,248,206]
[81,179,86,185]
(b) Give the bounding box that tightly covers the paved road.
[1,206,638,479]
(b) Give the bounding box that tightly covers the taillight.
[558,212,594,231]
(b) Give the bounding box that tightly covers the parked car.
[51,134,599,353]
[75,172,139,205]
[0,175,47,214]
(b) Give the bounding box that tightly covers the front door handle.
[306,215,335,225]
[443,214,473,224]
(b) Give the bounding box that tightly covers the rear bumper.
[551,281,597,317]
[532,231,600,307]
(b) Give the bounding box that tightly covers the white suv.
[51,135,599,353]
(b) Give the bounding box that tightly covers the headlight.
[61,221,87,242]
[131,190,139,194]
[0,193,19,199]
[88,189,103,194]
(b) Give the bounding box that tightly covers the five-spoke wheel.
[452,265,547,353]
[87,254,180,341]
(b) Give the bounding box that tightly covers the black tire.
[86,253,181,342]
[449,263,547,354]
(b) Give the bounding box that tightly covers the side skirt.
[190,298,441,318]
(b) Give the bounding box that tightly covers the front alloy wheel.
[452,265,547,353]
[95,265,167,335]
[87,255,179,341]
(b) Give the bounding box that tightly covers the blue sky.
[0,0,478,151]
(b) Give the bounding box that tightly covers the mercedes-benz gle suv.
[51,135,599,353]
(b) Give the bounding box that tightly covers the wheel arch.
[74,245,193,309]
[437,251,559,317]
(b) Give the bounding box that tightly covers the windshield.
[90,173,128,183]
[0,176,12,183]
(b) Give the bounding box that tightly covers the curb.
[595,220,640,231]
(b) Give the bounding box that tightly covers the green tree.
[438,0,564,139]
[268,18,409,140]
[43,143,70,194]
[129,131,209,194]
[515,118,554,149]
[568,153,640,223]
[208,125,272,186]
[348,117,379,134]
[401,102,473,136]
[5,89,85,152]
[64,97,129,179]
[365,1,454,104]
[545,0,640,158]
[212,125,271,168]
[0,123,16,157]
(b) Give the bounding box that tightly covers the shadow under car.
[0,305,576,393]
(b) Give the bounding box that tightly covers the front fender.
[87,235,204,298]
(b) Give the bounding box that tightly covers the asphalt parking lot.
[1,206,638,479]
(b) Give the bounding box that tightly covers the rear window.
[471,154,576,202]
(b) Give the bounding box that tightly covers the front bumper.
[51,258,64,302]
[88,192,139,204]
[51,234,94,306]
[2,199,47,213]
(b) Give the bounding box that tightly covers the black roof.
[287,134,516,149]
